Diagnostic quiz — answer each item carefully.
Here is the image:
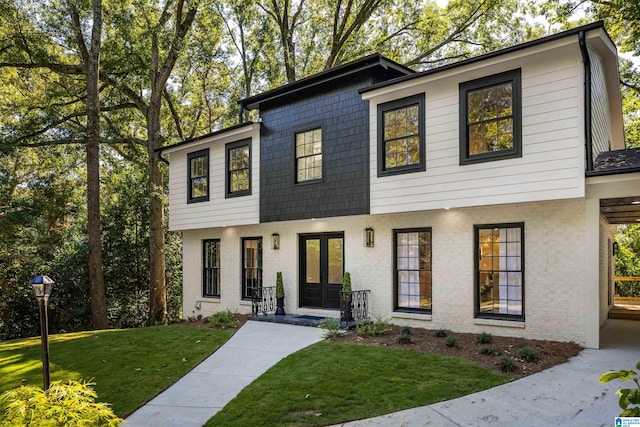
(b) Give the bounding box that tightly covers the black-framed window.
[393,228,432,313]
[377,93,425,176]
[203,239,220,298]
[188,149,209,203]
[242,237,262,300]
[459,69,522,165]
[226,139,251,197]
[295,127,323,183]
[475,223,524,320]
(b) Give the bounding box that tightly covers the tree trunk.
[71,0,108,329]
[147,100,167,325]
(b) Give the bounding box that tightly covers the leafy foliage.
[499,355,517,372]
[318,318,346,339]
[517,346,540,363]
[275,272,284,298]
[599,359,640,417]
[480,345,499,355]
[356,316,392,337]
[444,336,457,347]
[209,310,239,329]
[435,328,448,338]
[0,380,123,426]
[397,326,413,344]
[476,332,493,344]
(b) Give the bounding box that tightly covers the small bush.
[476,332,493,344]
[318,318,346,339]
[397,326,413,344]
[517,346,540,363]
[480,345,499,355]
[209,310,239,329]
[0,380,124,426]
[499,355,518,372]
[435,328,448,338]
[356,316,392,337]
[444,336,457,347]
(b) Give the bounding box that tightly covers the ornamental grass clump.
[397,326,413,344]
[517,346,540,363]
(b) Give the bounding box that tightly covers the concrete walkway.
[126,319,639,427]
[333,319,640,427]
[125,321,325,427]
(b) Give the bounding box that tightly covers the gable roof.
[360,21,610,94]
[239,53,414,111]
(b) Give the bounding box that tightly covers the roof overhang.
[157,122,259,155]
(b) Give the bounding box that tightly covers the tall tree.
[68,0,108,329]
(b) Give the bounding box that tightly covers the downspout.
[156,150,169,165]
[239,103,245,124]
[579,31,594,172]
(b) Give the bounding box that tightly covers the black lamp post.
[30,274,54,390]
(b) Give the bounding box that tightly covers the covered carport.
[587,147,640,346]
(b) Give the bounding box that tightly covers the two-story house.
[159,21,640,348]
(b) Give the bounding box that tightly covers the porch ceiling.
[600,197,640,224]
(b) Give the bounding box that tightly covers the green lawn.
[208,340,510,426]
[0,326,232,416]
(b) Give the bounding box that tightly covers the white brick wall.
[182,199,595,346]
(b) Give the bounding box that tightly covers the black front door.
[299,233,344,309]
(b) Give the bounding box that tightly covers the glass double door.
[299,233,344,309]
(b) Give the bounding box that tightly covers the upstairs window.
[295,128,322,183]
[377,94,425,176]
[459,69,522,165]
[188,149,209,203]
[226,140,251,197]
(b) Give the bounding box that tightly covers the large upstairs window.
[460,69,522,165]
[295,128,323,183]
[188,149,209,203]
[226,140,251,197]
[377,94,425,176]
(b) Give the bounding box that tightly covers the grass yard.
[207,340,510,426]
[0,326,232,416]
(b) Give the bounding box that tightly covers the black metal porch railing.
[339,290,370,328]
[250,286,276,316]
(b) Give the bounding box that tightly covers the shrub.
[318,318,346,339]
[599,359,640,417]
[397,326,413,344]
[209,310,239,329]
[499,355,517,372]
[435,328,448,338]
[356,316,392,337]
[480,345,499,356]
[476,332,493,344]
[275,272,284,298]
[444,336,457,348]
[517,346,540,363]
[0,380,124,426]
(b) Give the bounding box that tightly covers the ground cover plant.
[331,324,582,380]
[0,325,232,416]
[207,340,510,426]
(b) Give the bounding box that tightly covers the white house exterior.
[159,22,640,349]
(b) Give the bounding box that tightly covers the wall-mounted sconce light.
[194,300,201,310]
[364,227,374,247]
[272,233,280,250]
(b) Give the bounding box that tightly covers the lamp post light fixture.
[30,274,54,390]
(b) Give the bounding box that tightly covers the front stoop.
[249,314,333,327]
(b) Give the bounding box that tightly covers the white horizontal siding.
[166,124,260,231]
[368,43,585,215]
